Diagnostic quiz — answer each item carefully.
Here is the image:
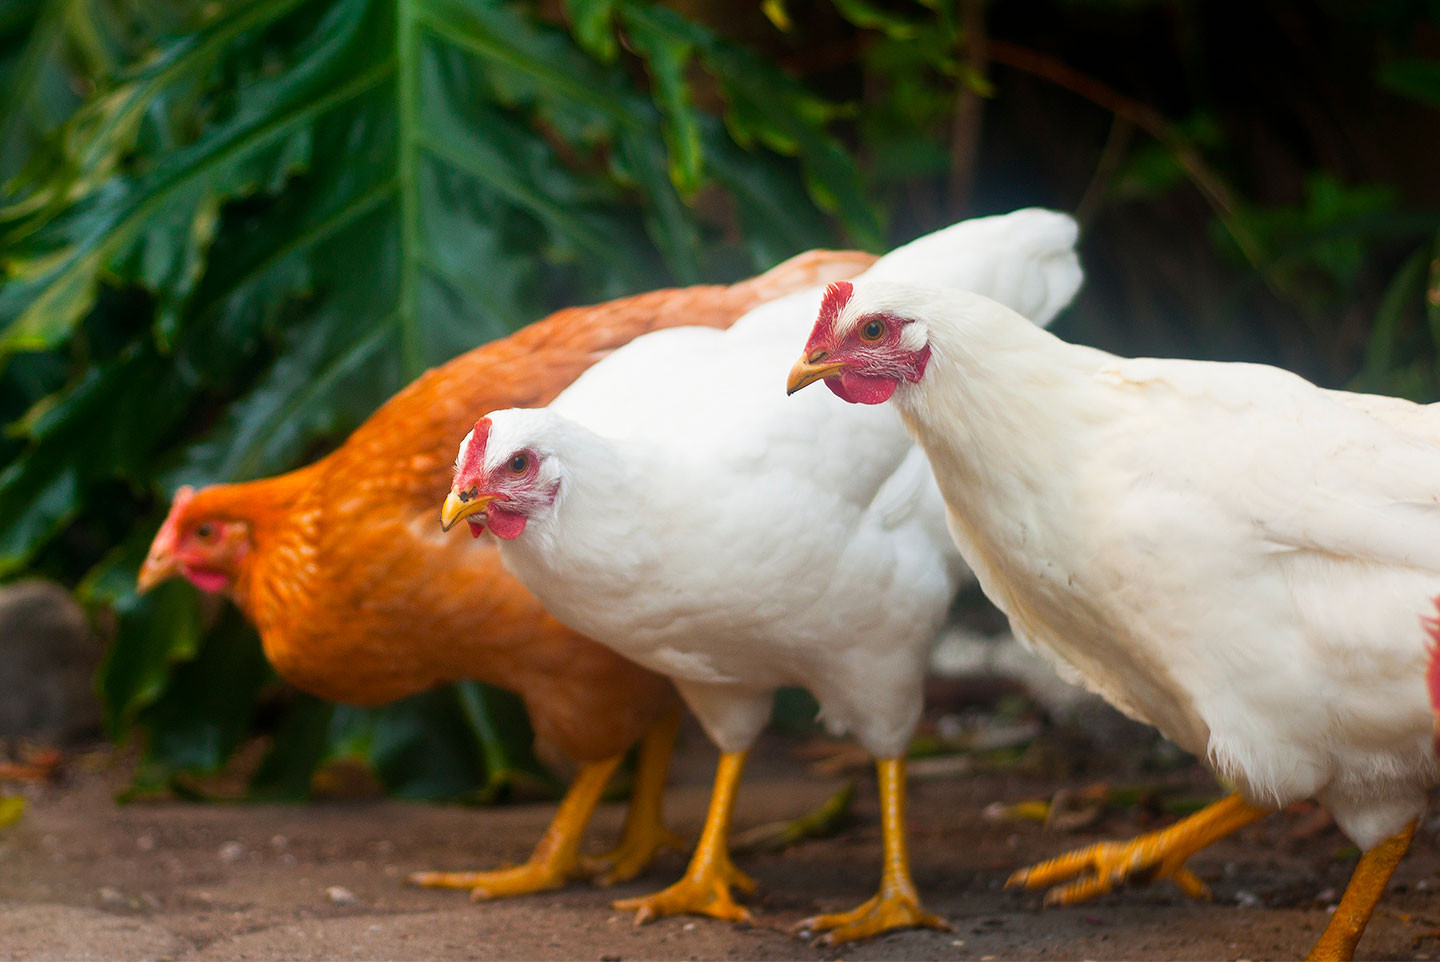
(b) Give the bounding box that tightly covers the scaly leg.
[1008,792,1271,905]
[614,750,757,925]
[409,754,622,900]
[1305,820,1415,962]
[799,757,951,944]
[583,711,688,886]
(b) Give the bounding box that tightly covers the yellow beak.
[441,489,499,532]
[786,354,847,395]
[136,555,175,594]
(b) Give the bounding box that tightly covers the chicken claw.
[581,824,688,887]
[798,758,950,944]
[410,755,622,900]
[800,890,951,945]
[614,749,755,926]
[1007,792,1268,905]
[614,855,757,925]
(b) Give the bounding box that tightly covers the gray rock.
[0,580,101,742]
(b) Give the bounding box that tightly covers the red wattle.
[467,519,485,539]
[485,506,528,541]
[826,371,899,405]
[183,566,232,594]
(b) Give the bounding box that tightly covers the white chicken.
[438,210,1084,943]
[788,280,1440,960]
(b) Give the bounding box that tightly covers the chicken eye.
[195,523,215,541]
[860,319,886,342]
[508,453,530,475]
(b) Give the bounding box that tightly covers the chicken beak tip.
[441,489,492,532]
[786,357,844,395]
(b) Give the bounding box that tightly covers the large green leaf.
[1,0,873,796]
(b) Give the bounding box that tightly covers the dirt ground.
[3,730,1440,962]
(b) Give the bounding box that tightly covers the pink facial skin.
[452,417,551,541]
[183,566,233,593]
[802,282,930,406]
[140,486,249,594]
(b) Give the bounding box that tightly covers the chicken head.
[786,281,931,404]
[442,416,558,541]
[138,485,252,594]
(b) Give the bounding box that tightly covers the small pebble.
[682,923,695,931]
[218,841,244,862]
[1234,890,1260,908]
[327,886,359,905]
[136,834,156,852]
[951,940,965,947]
[97,887,128,909]
[270,835,288,850]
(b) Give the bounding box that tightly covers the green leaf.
[620,9,702,194]
[1354,246,1429,394]
[561,0,617,61]
[97,580,204,737]
[2,0,871,799]
[1379,58,1440,107]
[251,683,546,802]
[127,606,273,793]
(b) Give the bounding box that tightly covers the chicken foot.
[581,710,688,886]
[1006,792,1270,904]
[1305,819,1415,962]
[410,755,624,899]
[798,757,950,944]
[615,749,757,925]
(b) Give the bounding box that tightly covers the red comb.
[455,417,492,488]
[149,485,197,556]
[805,281,854,352]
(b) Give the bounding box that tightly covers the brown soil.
[2,736,1438,962]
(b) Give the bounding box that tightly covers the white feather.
[473,211,1082,760]
[847,281,1440,849]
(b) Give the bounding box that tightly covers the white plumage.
[446,210,1084,940]
[482,210,1081,759]
[804,280,1440,958]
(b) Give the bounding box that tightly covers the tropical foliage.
[2,0,1438,798]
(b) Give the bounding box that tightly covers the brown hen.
[136,248,875,899]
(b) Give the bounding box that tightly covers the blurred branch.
[947,0,987,214]
[988,40,1273,282]
[1075,114,1133,225]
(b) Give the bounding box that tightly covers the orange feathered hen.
[137,248,875,899]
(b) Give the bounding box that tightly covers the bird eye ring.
[195,523,215,540]
[860,319,886,342]
[508,453,529,474]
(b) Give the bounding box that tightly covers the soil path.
[2,741,1437,961]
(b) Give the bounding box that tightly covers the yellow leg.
[409,755,622,900]
[799,757,951,945]
[582,711,688,886]
[1008,792,1270,905]
[1305,820,1415,962]
[614,750,757,925]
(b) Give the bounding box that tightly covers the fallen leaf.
[0,795,25,830]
